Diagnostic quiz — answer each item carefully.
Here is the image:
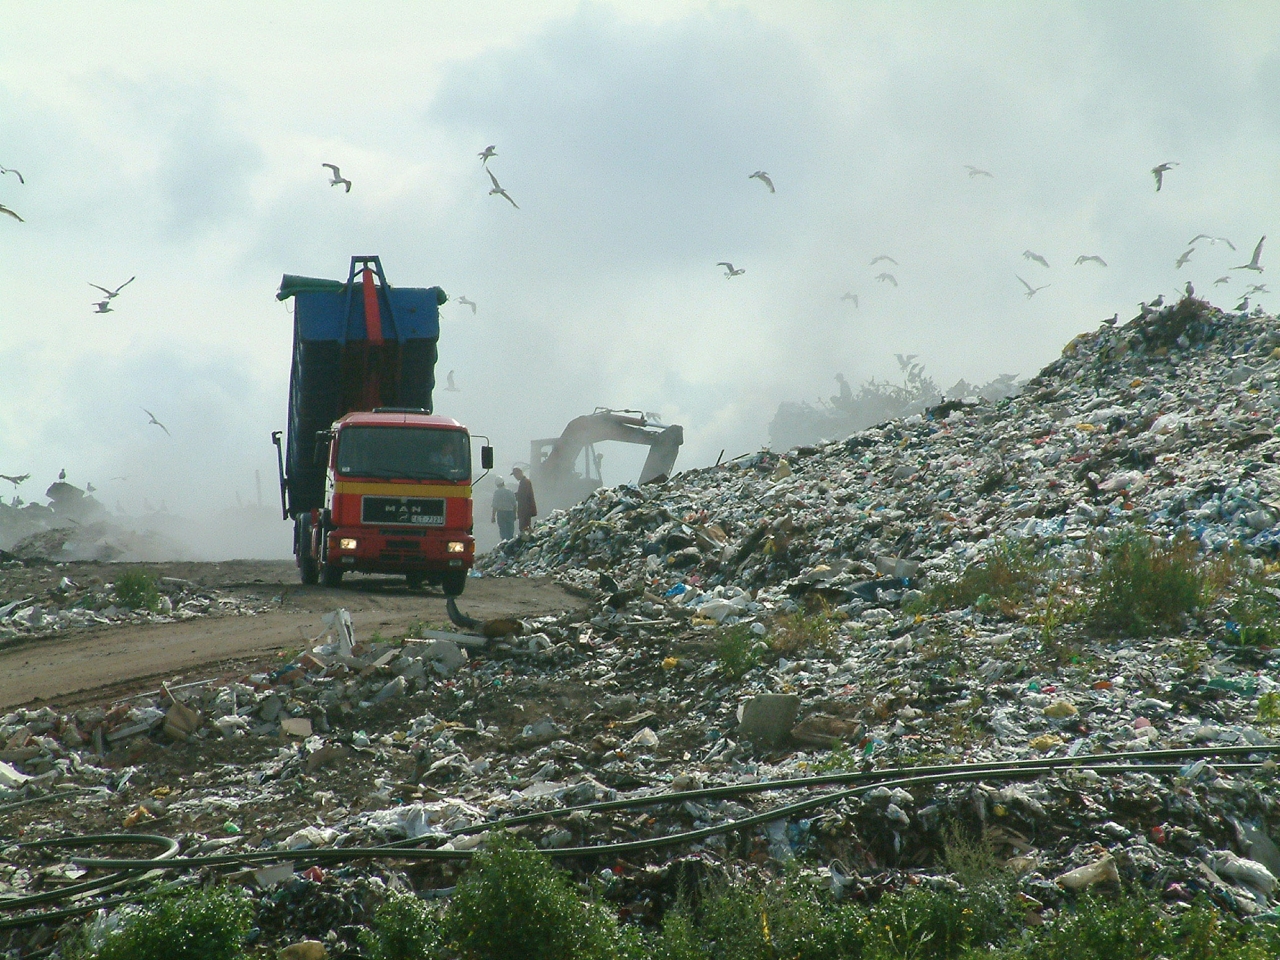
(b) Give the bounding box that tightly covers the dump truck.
[530,408,683,514]
[271,256,492,594]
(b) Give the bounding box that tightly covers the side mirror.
[313,430,332,464]
[481,445,494,470]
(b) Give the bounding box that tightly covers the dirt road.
[0,560,581,710]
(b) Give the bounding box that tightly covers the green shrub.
[80,885,251,960]
[920,541,1049,618]
[114,569,161,612]
[361,890,440,960]
[1087,529,1202,637]
[439,833,623,960]
[715,623,765,679]
[771,605,840,658]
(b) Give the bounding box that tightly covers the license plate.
[361,496,446,525]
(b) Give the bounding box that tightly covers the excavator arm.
[532,409,684,511]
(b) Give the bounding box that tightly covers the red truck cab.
[307,409,477,593]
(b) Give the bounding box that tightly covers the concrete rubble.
[4,297,1280,955]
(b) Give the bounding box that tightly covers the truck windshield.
[336,427,470,482]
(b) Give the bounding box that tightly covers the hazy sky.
[2,1,1278,545]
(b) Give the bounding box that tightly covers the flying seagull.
[478,145,497,163]
[717,262,745,278]
[1017,275,1049,298]
[487,168,518,208]
[92,300,113,313]
[0,166,22,184]
[1152,161,1178,191]
[1188,234,1235,251]
[0,473,30,488]
[840,292,859,307]
[142,408,171,436]
[89,276,135,300]
[870,255,898,266]
[1075,255,1107,267]
[1244,283,1270,295]
[1214,276,1230,285]
[876,272,898,286]
[322,163,352,192]
[0,203,22,222]
[1232,236,1265,272]
[964,165,993,178]
[895,353,918,371]
[455,296,477,314]
[445,370,460,392]
[1022,250,1050,268]
[1175,248,1194,269]
[749,171,775,193]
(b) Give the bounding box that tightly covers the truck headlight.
[447,541,466,553]
[339,538,358,550]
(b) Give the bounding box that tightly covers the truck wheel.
[298,519,319,585]
[405,573,426,590]
[321,565,344,587]
[441,570,466,597]
[300,555,320,585]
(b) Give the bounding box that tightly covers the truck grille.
[361,496,446,526]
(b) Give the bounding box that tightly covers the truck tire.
[441,570,466,597]
[321,564,344,587]
[298,518,319,585]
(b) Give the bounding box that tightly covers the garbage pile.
[4,296,1280,953]
[0,565,274,645]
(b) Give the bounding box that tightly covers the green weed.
[1256,691,1280,726]
[771,604,840,659]
[113,569,161,612]
[360,890,440,960]
[439,832,627,960]
[76,885,251,960]
[1087,529,1203,637]
[919,541,1050,618]
[715,623,766,679]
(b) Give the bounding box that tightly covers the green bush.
[771,605,840,658]
[439,833,625,960]
[715,623,765,679]
[79,885,251,960]
[361,890,440,960]
[114,569,162,612]
[1087,529,1203,637]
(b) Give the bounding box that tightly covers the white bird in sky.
[964,165,993,178]
[478,145,497,163]
[840,292,859,307]
[0,473,30,488]
[1188,234,1235,250]
[1022,250,1049,268]
[1175,248,1194,269]
[445,370,460,392]
[1214,276,1231,285]
[0,203,22,222]
[1232,236,1266,272]
[1017,275,1050,298]
[717,262,745,278]
[749,170,775,193]
[322,163,351,192]
[1075,255,1107,266]
[89,276,135,299]
[487,168,519,208]
[1152,161,1178,191]
[0,165,23,184]
[895,353,918,371]
[876,272,898,286]
[870,255,897,266]
[1244,283,1269,295]
[92,300,113,314]
[142,408,171,436]
[455,296,477,314]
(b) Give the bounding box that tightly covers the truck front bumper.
[326,527,474,573]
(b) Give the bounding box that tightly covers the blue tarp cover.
[279,276,445,342]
